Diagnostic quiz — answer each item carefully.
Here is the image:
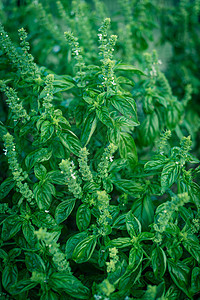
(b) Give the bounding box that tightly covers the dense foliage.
[0,1,200,299]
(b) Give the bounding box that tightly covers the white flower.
[109,156,114,162]
[74,49,79,56]
[158,59,162,65]
[71,173,76,179]
[45,210,49,213]
[98,33,102,41]
[3,149,7,155]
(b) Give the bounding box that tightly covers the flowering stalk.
[3,132,34,204]
[97,143,117,180]
[96,190,112,236]
[64,31,86,85]
[18,28,39,76]
[0,81,30,123]
[153,192,190,242]
[42,74,54,114]
[0,23,20,68]
[59,159,83,199]
[98,18,117,91]
[35,228,71,273]
[106,247,119,273]
[78,147,93,181]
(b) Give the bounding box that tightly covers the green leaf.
[65,232,88,259]
[47,170,66,185]
[25,148,52,170]
[118,264,142,292]
[182,236,200,263]
[152,247,166,278]
[164,285,180,299]
[49,273,90,299]
[129,247,143,271]
[139,112,159,146]
[81,112,97,146]
[34,164,47,181]
[22,221,37,247]
[112,179,144,195]
[117,76,135,86]
[110,95,139,125]
[40,120,54,142]
[109,237,132,249]
[34,182,55,210]
[2,264,18,292]
[96,106,113,128]
[119,133,138,169]
[168,259,191,298]
[191,267,200,295]
[126,211,141,237]
[8,248,21,259]
[1,216,22,241]
[137,232,154,242]
[131,195,154,231]
[116,64,146,76]
[60,130,81,156]
[25,252,46,272]
[0,123,8,141]
[161,161,179,193]
[144,157,166,172]
[0,249,8,260]
[40,290,59,300]
[76,204,91,231]
[72,235,97,263]
[55,199,76,224]
[0,177,15,200]
[112,214,127,230]
[32,211,58,229]
[10,279,37,295]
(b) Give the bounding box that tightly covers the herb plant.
[0,1,200,299]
